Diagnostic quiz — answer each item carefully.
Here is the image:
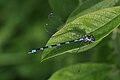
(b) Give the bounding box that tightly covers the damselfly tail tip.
[28,51,33,54]
[28,49,36,54]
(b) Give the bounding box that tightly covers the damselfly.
[28,35,95,54]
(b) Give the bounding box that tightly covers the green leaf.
[49,63,117,80]
[67,0,120,22]
[41,6,120,62]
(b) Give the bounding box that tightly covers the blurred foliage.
[49,63,117,80]
[0,0,120,80]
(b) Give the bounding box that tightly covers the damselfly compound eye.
[90,35,95,42]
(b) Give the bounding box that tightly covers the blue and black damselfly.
[28,35,95,54]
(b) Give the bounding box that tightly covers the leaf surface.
[67,0,119,22]
[41,6,120,62]
[49,63,117,80]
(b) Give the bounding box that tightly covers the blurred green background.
[0,0,120,80]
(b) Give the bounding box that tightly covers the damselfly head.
[89,35,95,42]
[83,35,95,43]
